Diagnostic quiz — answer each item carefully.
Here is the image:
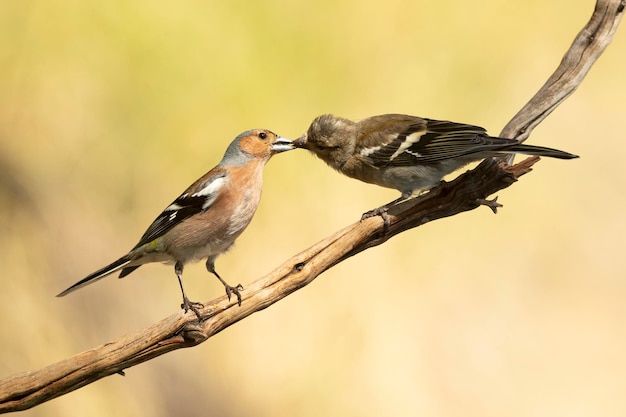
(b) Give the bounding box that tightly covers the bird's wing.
[133,171,228,248]
[358,116,512,167]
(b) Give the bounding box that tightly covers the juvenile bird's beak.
[292,135,309,149]
[270,137,295,154]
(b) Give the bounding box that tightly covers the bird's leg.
[175,261,203,320]
[206,259,243,306]
[361,204,392,222]
[361,186,437,224]
[361,193,412,227]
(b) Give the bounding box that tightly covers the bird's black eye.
[259,132,268,139]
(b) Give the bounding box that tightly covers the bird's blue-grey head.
[221,129,294,167]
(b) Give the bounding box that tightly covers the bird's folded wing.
[363,119,510,166]
[132,172,227,248]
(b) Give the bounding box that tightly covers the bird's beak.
[270,137,295,154]
[292,135,309,149]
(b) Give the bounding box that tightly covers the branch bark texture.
[0,0,623,412]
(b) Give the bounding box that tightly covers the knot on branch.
[179,322,209,345]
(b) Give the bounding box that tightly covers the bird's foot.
[362,205,392,231]
[181,297,204,321]
[361,204,388,220]
[224,283,244,306]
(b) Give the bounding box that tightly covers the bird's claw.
[181,298,204,321]
[362,205,391,230]
[225,283,244,306]
[361,205,388,220]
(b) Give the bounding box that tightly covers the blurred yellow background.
[1,0,625,416]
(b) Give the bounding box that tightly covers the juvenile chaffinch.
[58,129,294,318]
[294,114,578,213]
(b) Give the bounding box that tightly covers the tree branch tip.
[476,197,503,214]
[503,156,540,176]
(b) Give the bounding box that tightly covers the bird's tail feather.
[56,256,133,297]
[507,143,579,160]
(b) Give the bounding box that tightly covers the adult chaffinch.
[58,129,294,318]
[294,113,578,213]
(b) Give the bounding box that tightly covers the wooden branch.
[500,0,625,142]
[0,0,623,413]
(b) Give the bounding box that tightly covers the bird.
[57,129,294,319]
[293,113,578,215]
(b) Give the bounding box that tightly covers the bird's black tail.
[57,256,133,297]
[506,143,579,160]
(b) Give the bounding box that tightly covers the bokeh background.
[1,0,625,416]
